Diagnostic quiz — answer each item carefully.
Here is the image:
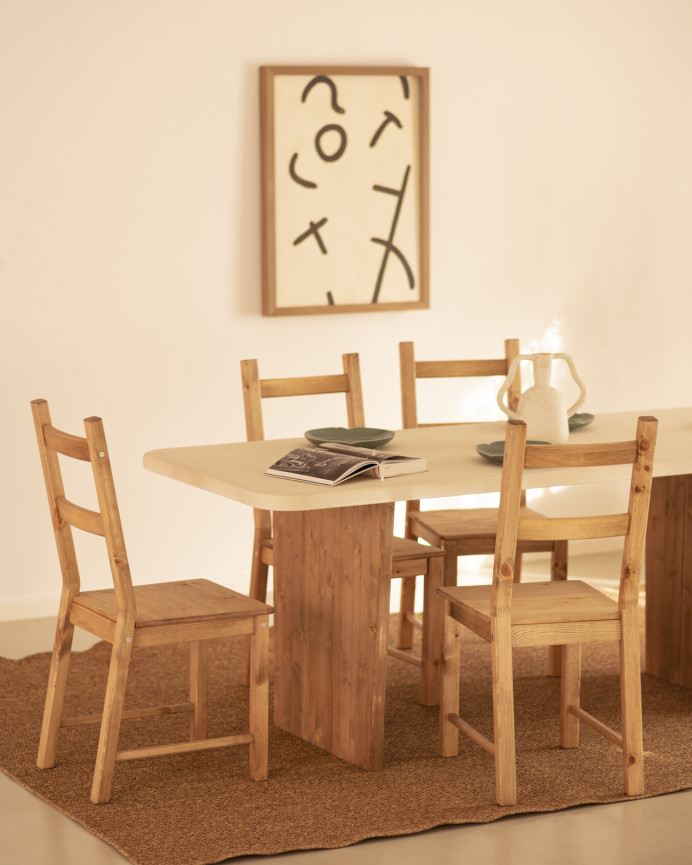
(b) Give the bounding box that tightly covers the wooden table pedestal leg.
[645,474,692,689]
[272,503,394,771]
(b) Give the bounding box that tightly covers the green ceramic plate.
[305,427,395,448]
[476,440,550,465]
[568,412,595,431]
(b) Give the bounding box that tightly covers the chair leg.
[560,643,581,748]
[248,615,270,781]
[420,557,444,706]
[551,540,568,582]
[190,640,209,740]
[90,621,135,804]
[243,547,270,686]
[37,609,75,769]
[397,576,417,649]
[439,606,461,757]
[620,613,644,795]
[249,544,270,604]
[399,514,421,649]
[491,626,517,806]
[548,540,569,676]
[442,549,458,588]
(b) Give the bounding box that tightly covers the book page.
[266,447,373,483]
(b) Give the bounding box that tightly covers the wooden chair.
[398,340,568,674]
[31,399,273,804]
[241,355,445,705]
[439,416,657,805]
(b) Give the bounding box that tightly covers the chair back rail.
[399,338,521,431]
[493,417,657,609]
[524,440,638,468]
[414,358,511,379]
[56,497,104,536]
[518,514,630,542]
[32,399,135,611]
[400,338,522,517]
[241,353,366,524]
[260,374,352,399]
[242,353,365,442]
[43,424,91,460]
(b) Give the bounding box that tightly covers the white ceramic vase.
[496,353,586,444]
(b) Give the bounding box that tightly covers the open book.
[265,442,427,486]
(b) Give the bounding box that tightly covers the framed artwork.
[260,66,430,316]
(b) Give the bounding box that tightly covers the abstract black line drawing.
[370,165,414,303]
[301,76,345,114]
[293,218,328,254]
[315,124,347,162]
[369,111,403,147]
[260,66,428,315]
[288,153,317,188]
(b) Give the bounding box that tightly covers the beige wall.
[2,0,691,619]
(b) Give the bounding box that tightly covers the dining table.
[143,407,692,771]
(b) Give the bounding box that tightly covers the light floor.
[2,554,691,865]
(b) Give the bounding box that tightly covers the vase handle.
[553,353,587,415]
[496,354,530,419]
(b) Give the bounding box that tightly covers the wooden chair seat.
[32,399,272,804]
[408,506,555,549]
[391,536,446,564]
[71,579,271,637]
[440,580,620,643]
[439,416,657,806]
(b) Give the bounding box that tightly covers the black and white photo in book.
[265,442,427,486]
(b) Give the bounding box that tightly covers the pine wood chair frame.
[32,399,272,804]
[398,339,568,673]
[438,416,657,805]
[240,355,445,705]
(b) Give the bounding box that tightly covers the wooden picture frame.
[260,66,430,316]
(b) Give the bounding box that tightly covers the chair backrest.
[399,339,521,428]
[31,398,134,611]
[240,353,366,442]
[492,416,658,615]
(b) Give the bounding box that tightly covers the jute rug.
[1,618,690,865]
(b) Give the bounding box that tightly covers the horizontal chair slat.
[260,374,349,398]
[518,514,630,541]
[450,714,495,755]
[511,620,622,647]
[44,425,91,461]
[61,702,194,727]
[386,646,423,667]
[57,496,104,535]
[524,441,638,468]
[569,705,623,748]
[116,733,254,762]
[416,359,507,379]
[418,421,471,428]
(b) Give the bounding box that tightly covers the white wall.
[2,0,691,619]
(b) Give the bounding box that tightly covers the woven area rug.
[1,618,690,865]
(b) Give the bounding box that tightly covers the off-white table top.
[143,408,692,512]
